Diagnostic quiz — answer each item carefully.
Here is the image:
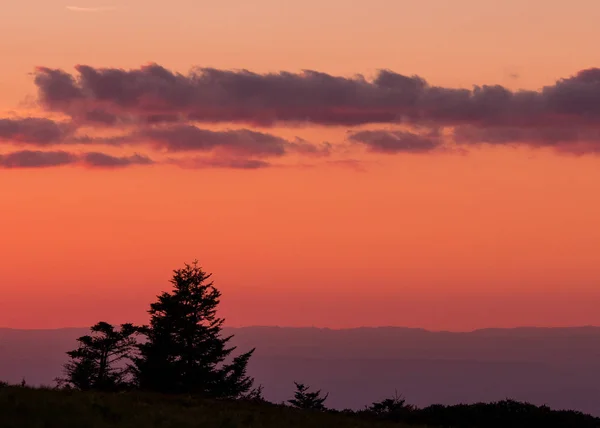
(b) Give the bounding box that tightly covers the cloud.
[0,149,272,170]
[0,150,76,168]
[25,63,600,154]
[132,125,329,158]
[31,64,600,130]
[70,134,129,145]
[140,126,288,156]
[0,117,70,145]
[0,115,328,159]
[81,152,154,168]
[33,64,415,127]
[348,130,440,153]
[82,108,120,125]
[66,6,116,12]
[0,150,153,169]
[169,156,271,169]
[0,116,330,168]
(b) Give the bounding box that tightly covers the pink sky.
[2,0,600,330]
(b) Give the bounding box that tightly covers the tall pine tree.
[133,261,255,398]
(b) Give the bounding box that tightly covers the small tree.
[288,382,328,410]
[133,261,255,398]
[366,390,414,421]
[60,322,138,391]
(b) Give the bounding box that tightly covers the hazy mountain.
[1,326,600,415]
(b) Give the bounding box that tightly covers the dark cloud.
[34,67,83,105]
[31,64,416,126]
[26,64,600,154]
[348,130,440,153]
[0,114,325,159]
[140,125,288,156]
[70,134,129,145]
[31,64,600,130]
[0,150,154,169]
[137,125,329,158]
[0,150,76,168]
[83,109,120,126]
[81,152,154,168]
[0,117,69,145]
[0,149,273,170]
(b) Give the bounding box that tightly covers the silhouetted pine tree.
[59,322,138,391]
[133,261,255,398]
[288,382,328,410]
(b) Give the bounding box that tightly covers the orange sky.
[2,0,600,330]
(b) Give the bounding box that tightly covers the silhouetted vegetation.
[354,398,600,428]
[2,260,600,427]
[0,386,418,428]
[59,261,255,399]
[133,261,255,398]
[241,383,267,403]
[288,381,329,410]
[360,390,414,420]
[2,385,600,428]
[59,322,139,391]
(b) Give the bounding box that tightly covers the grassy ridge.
[3,386,600,428]
[0,386,418,428]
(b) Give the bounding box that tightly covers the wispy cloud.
[348,130,441,153]
[0,150,154,169]
[81,152,154,168]
[167,156,272,170]
[0,150,76,168]
[66,6,116,12]
[0,117,72,145]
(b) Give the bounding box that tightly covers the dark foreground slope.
[1,386,599,428]
[0,386,419,428]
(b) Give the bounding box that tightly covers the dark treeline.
[4,261,600,428]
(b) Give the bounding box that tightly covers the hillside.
[2,386,600,428]
[0,386,419,428]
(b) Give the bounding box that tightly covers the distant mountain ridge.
[1,326,600,415]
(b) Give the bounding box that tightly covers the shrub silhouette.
[59,322,139,391]
[288,382,328,410]
[405,399,600,428]
[132,260,255,398]
[242,384,267,403]
[363,390,414,421]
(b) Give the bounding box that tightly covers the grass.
[0,386,423,428]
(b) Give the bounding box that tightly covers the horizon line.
[1,325,599,333]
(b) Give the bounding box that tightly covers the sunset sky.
[2,0,600,330]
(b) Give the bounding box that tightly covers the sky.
[2,0,600,330]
